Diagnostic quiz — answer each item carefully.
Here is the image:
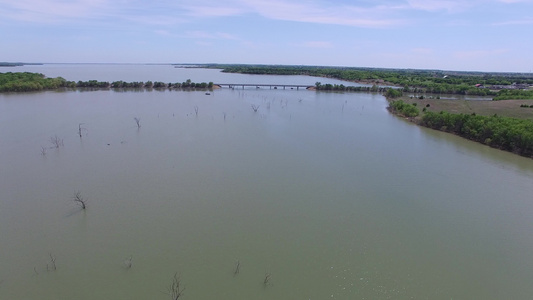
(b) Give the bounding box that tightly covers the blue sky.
[1,0,532,72]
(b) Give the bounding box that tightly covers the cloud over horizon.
[1,0,531,71]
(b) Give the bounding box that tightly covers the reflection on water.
[1,66,533,299]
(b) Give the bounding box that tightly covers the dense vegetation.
[420,111,533,157]
[493,89,533,100]
[314,81,384,92]
[0,72,72,92]
[110,79,213,89]
[212,64,533,99]
[388,100,420,118]
[4,65,533,100]
[0,72,213,92]
[384,88,403,98]
[387,97,533,158]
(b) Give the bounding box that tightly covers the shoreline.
[386,96,533,159]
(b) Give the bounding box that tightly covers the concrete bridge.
[214,83,312,90]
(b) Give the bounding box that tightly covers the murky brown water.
[1,65,533,299]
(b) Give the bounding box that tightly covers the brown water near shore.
[1,65,533,299]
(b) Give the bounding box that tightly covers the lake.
[1,64,533,299]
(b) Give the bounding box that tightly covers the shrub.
[389,100,419,117]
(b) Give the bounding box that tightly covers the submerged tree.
[123,256,133,269]
[78,123,88,138]
[48,253,57,271]
[168,273,185,300]
[134,117,141,128]
[50,135,64,148]
[233,260,240,276]
[263,273,272,286]
[72,191,87,209]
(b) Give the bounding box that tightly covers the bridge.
[214,83,312,90]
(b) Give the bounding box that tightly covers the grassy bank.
[387,97,533,158]
[394,96,533,121]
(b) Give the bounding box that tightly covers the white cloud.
[182,5,246,17]
[2,0,531,29]
[0,0,533,34]
[154,30,173,36]
[0,0,188,25]
[406,0,473,12]
[247,0,407,27]
[185,31,240,40]
[185,31,216,39]
[497,0,531,3]
[123,15,185,26]
[216,32,240,40]
[0,0,109,22]
[0,0,427,28]
[177,0,406,28]
[407,0,533,12]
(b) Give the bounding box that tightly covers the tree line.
[420,111,533,157]
[493,89,533,101]
[313,82,406,99]
[0,72,71,92]
[314,82,388,92]
[213,64,533,100]
[388,99,420,118]
[0,72,213,92]
[387,99,533,158]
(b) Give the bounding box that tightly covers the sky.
[1,0,532,72]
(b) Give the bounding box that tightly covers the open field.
[398,97,533,121]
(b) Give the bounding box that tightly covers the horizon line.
[2,62,532,75]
